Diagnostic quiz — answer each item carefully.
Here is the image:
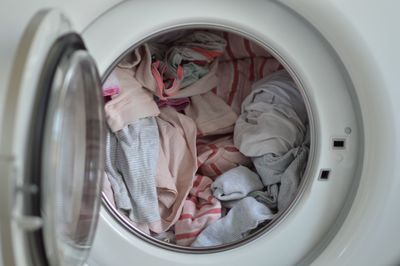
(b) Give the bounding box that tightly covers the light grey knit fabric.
[234,70,307,158]
[191,197,274,247]
[249,184,279,210]
[277,146,308,211]
[252,148,298,186]
[105,117,160,223]
[212,166,264,201]
[234,70,309,212]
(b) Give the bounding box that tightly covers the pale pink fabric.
[175,175,221,246]
[144,107,198,233]
[104,67,160,132]
[157,97,190,112]
[184,91,237,137]
[197,135,251,179]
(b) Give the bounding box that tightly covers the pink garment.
[197,135,251,179]
[145,107,198,233]
[157,97,190,112]
[104,67,160,132]
[102,71,120,97]
[175,175,222,246]
[184,91,237,137]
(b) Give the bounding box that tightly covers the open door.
[0,9,105,266]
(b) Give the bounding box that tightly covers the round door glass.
[41,49,105,266]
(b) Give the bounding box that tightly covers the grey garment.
[212,166,264,201]
[105,117,161,223]
[249,184,279,210]
[251,145,308,211]
[252,148,298,186]
[277,145,309,211]
[234,70,307,157]
[191,197,274,247]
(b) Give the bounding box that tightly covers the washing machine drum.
[101,28,312,250]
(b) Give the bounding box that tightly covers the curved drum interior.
[101,27,314,252]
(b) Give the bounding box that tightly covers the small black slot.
[333,139,345,149]
[319,170,330,180]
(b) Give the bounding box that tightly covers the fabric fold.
[175,175,222,246]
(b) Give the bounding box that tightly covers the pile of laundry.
[102,31,309,247]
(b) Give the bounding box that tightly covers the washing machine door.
[0,9,105,266]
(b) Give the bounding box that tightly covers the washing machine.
[1,0,399,265]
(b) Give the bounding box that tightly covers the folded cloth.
[104,67,160,132]
[191,197,274,247]
[146,107,198,233]
[105,117,160,225]
[197,135,251,179]
[184,91,237,136]
[175,175,222,246]
[157,97,190,111]
[234,70,307,157]
[212,166,264,201]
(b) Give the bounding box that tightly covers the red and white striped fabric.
[175,175,222,246]
[213,31,283,114]
[217,31,272,61]
[196,135,252,179]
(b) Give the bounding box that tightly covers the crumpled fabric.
[144,106,198,233]
[184,91,237,137]
[197,135,251,179]
[212,166,264,201]
[104,67,160,132]
[234,70,309,212]
[234,70,307,157]
[191,197,274,247]
[157,97,190,112]
[105,118,160,225]
[175,175,222,246]
[128,31,227,100]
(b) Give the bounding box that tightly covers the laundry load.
[102,30,309,248]
[234,70,309,211]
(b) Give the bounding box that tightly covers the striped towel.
[197,135,251,179]
[175,175,222,246]
[213,31,283,114]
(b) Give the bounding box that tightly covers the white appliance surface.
[0,1,399,266]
